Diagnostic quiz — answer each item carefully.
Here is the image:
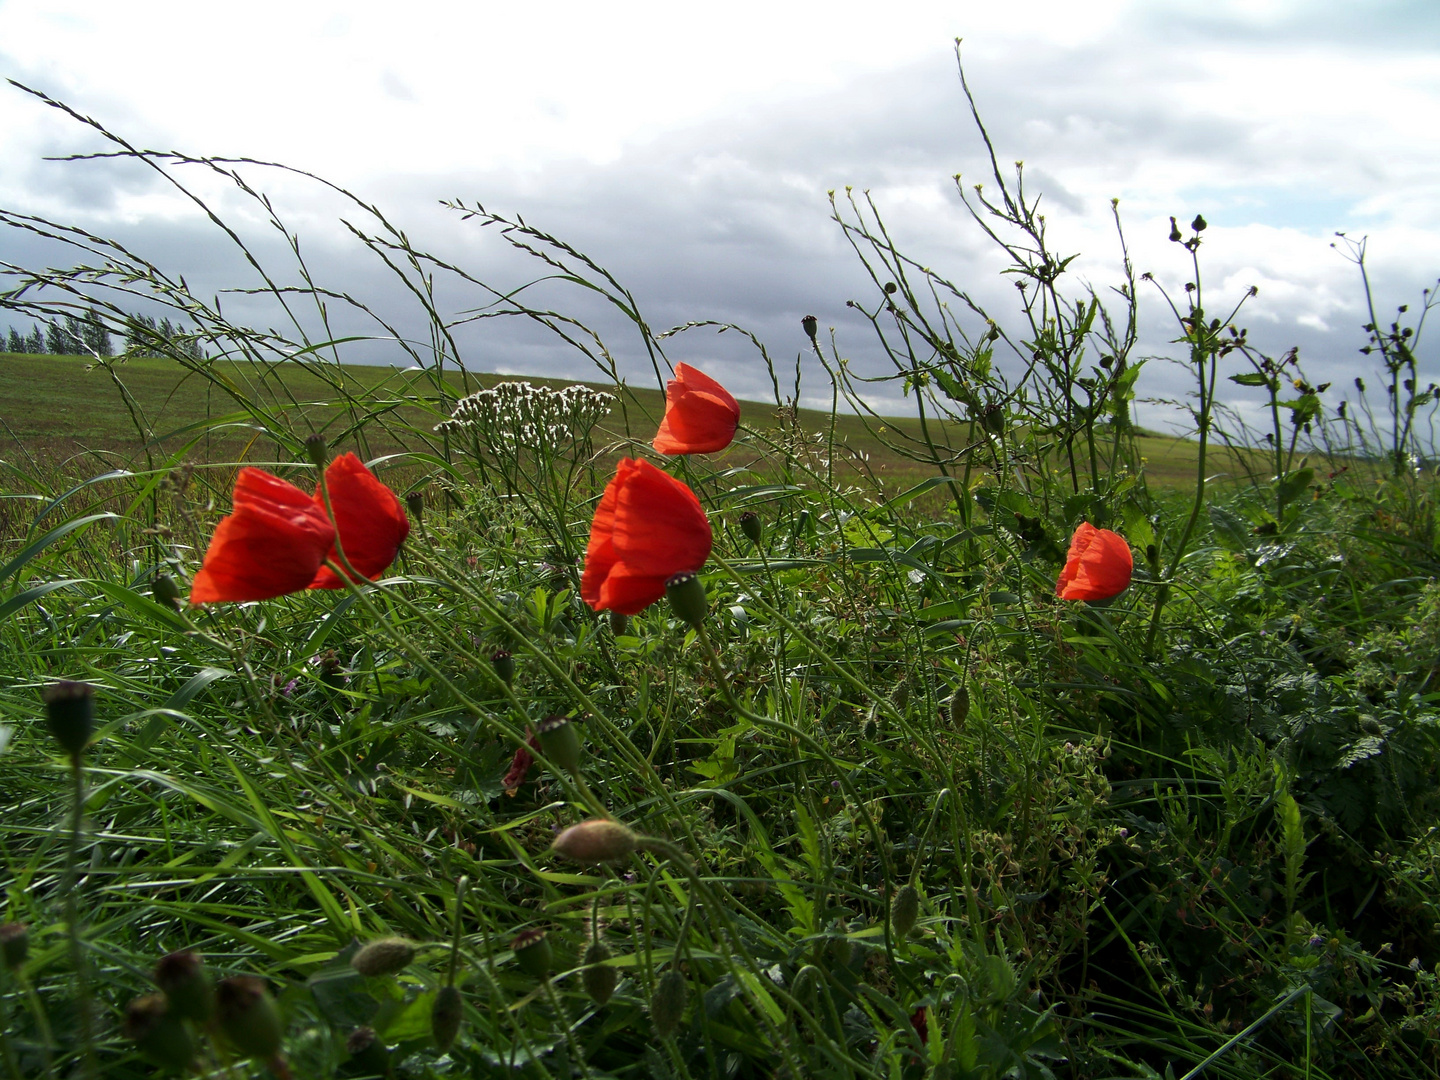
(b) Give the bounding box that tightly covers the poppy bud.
[791,964,820,1007]
[304,434,329,469]
[155,949,214,1022]
[124,993,197,1072]
[490,649,515,688]
[981,404,1005,435]
[346,1025,391,1074]
[536,715,582,773]
[0,922,27,970]
[1191,214,1207,232]
[608,610,630,636]
[552,819,638,864]
[739,511,763,545]
[152,573,181,611]
[650,969,688,1038]
[892,885,920,939]
[431,985,463,1052]
[948,687,969,727]
[43,680,94,760]
[582,940,618,1005]
[215,976,283,1060]
[665,571,708,628]
[511,929,552,979]
[405,490,425,522]
[801,315,818,342]
[1168,216,1181,242]
[351,937,417,977]
[1355,377,1365,393]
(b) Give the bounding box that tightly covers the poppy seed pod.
[536,715,583,774]
[552,819,638,864]
[511,929,552,979]
[155,949,214,1022]
[43,680,94,759]
[351,937,417,977]
[125,994,197,1072]
[582,940,618,1006]
[801,314,818,341]
[652,364,740,455]
[651,969,688,1038]
[215,976,283,1060]
[152,573,182,611]
[304,434,329,469]
[1056,523,1133,602]
[431,985,463,1052]
[665,571,708,629]
[404,490,425,522]
[892,885,921,939]
[490,649,515,688]
[0,923,27,970]
[739,511,763,545]
[346,1026,391,1075]
[1191,214,1207,232]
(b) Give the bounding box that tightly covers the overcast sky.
[1,0,1437,433]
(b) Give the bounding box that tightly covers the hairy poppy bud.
[351,937,417,977]
[43,680,94,760]
[552,819,638,865]
[665,571,708,628]
[739,511,762,545]
[981,404,1005,435]
[791,963,820,1007]
[0,923,28,970]
[536,715,582,774]
[608,610,630,636]
[431,985,463,1052]
[582,940,618,1005]
[651,969,688,1038]
[801,315,818,341]
[346,1025,391,1074]
[1168,216,1181,242]
[215,976,283,1060]
[152,573,182,611]
[125,994,197,1072]
[304,434,329,469]
[490,649,515,688]
[892,885,921,939]
[511,929,552,979]
[1191,214,1207,232]
[155,949,214,1022]
[948,687,969,727]
[884,282,898,295]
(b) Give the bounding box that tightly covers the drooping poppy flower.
[502,731,541,795]
[652,363,740,455]
[1056,522,1133,602]
[308,453,411,589]
[190,468,335,604]
[580,458,712,615]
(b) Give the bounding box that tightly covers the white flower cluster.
[435,381,615,450]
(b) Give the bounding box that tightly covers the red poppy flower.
[580,458,712,615]
[190,468,335,604]
[1056,522,1133,601]
[652,363,740,455]
[308,453,411,589]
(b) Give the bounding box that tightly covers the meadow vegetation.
[2,56,1440,1079]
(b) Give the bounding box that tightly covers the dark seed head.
[651,968,688,1038]
[43,680,94,760]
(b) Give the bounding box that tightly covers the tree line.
[3,308,205,359]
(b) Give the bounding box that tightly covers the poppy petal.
[308,453,411,589]
[581,459,713,615]
[652,364,740,455]
[190,468,334,604]
[1057,522,1133,601]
